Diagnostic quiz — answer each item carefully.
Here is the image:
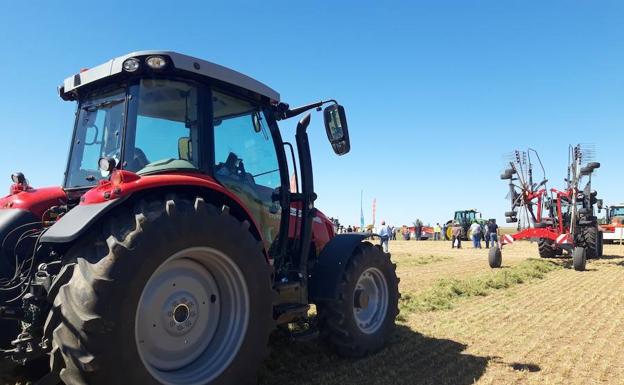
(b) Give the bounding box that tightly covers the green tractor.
[445,209,487,240]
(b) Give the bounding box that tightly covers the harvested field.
[262,240,624,385]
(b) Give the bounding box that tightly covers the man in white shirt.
[379,220,391,253]
[469,221,482,248]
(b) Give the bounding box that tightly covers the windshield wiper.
[81,98,126,111]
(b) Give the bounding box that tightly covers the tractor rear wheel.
[318,243,399,357]
[488,247,502,268]
[46,195,274,385]
[573,247,586,271]
[580,226,598,259]
[538,239,556,259]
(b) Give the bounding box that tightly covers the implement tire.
[45,195,274,385]
[318,243,399,357]
[573,247,586,271]
[488,247,502,268]
[580,226,598,259]
[538,239,556,259]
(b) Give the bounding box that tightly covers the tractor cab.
[56,51,350,258]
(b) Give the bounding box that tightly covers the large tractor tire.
[538,239,556,259]
[488,247,502,268]
[580,226,599,259]
[573,247,586,271]
[45,195,274,385]
[318,243,399,357]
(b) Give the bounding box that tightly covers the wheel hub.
[164,295,200,336]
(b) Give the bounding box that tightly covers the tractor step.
[289,327,319,342]
[274,303,309,325]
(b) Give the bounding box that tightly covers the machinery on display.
[489,145,603,271]
[602,203,624,243]
[445,209,487,240]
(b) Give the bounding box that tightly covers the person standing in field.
[483,222,490,248]
[414,219,423,241]
[488,219,499,247]
[442,222,448,241]
[379,220,391,253]
[433,223,441,241]
[451,222,462,249]
[470,221,482,248]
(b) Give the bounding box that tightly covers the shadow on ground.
[0,357,49,385]
[261,324,496,385]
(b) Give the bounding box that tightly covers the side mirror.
[324,104,350,155]
[597,199,603,210]
[178,137,191,160]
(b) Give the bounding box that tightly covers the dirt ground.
[262,240,624,385]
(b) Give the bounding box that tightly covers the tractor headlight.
[146,55,167,70]
[122,57,141,72]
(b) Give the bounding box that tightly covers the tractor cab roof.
[59,50,280,103]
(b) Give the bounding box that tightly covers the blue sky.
[0,1,622,227]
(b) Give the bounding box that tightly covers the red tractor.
[0,51,399,385]
[489,145,603,271]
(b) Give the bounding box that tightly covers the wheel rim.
[135,247,249,385]
[352,267,389,334]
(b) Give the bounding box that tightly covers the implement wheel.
[580,226,598,259]
[318,243,399,357]
[46,195,274,385]
[488,247,502,268]
[573,247,586,271]
[538,239,556,259]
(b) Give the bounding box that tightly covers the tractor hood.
[0,186,68,218]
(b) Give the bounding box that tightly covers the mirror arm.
[276,100,337,120]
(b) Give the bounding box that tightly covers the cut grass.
[397,254,452,266]
[398,258,562,319]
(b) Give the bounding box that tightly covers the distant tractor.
[490,145,603,271]
[602,204,624,243]
[445,209,486,240]
[0,51,400,385]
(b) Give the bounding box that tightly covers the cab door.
[212,90,284,252]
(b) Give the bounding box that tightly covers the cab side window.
[213,91,280,189]
[212,90,282,249]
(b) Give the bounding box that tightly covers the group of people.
[413,219,500,250]
[348,219,500,253]
[472,219,499,248]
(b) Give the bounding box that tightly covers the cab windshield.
[65,89,125,188]
[64,79,200,188]
[611,207,624,217]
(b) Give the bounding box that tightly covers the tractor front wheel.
[46,195,274,385]
[318,243,399,357]
[573,247,586,271]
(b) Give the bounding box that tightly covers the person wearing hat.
[379,220,391,253]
